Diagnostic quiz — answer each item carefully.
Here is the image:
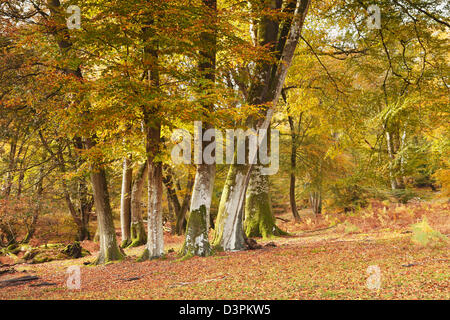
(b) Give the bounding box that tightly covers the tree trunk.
[245,165,286,238]
[309,191,322,215]
[182,0,217,257]
[138,12,165,260]
[386,130,405,190]
[129,161,148,247]
[90,164,124,264]
[3,138,17,198]
[140,125,164,260]
[120,157,133,247]
[177,174,194,235]
[23,155,44,243]
[288,115,301,222]
[76,174,93,241]
[183,162,215,256]
[163,167,193,236]
[45,0,121,262]
[212,162,248,251]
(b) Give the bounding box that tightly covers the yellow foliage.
[434,168,450,197]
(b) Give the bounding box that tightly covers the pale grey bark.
[120,157,133,247]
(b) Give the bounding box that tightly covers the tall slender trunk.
[177,173,194,235]
[3,138,17,198]
[16,145,29,196]
[183,0,217,257]
[129,161,148,247]
[309,191,322,215]
[164,167,194,236]
[46,0,122,263]
[23,154,44,243]
[74,137,93,241]
[120,157,133,247]
[288,115,301,222]
[141,124,164,259]
[77,179,93,241]
[386,129,405,190]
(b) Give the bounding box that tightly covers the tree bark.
[23,155,44,243]
[89,163,124,264]
[288,114,301,222]
[212,162,247,251]
[244,165,286,238]
[141,124,164,259]
[120,157,133,247]
[163,167,194,236]
[309,191,322,215]
[183,161,215,256]
[183,0,217,257]
[129,161,148,247]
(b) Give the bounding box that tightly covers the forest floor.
[0,197,449,300]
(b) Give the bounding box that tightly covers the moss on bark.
[244,167,287,238]
[182,205,211,257]
[128,221,147,247]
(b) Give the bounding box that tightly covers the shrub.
[411,217,448,247]
[391,189,417,204]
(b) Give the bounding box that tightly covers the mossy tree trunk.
[244,165,286,238]
[183,162,215,256]
[129,161,148,247]
[120,157,133,247]
[212,162,248,251]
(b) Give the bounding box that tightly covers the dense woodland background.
[0,0,448,299]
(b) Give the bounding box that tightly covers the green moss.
[244,174,287,239]
[121,239,131,248]
[137,248,165,262]
[182,205,211,257]
[128,222,147,248]
[137,248,149,262]
[7,243,19,252]
[94,245,125,265]
[31,253,53,264]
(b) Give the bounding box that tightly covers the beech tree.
[213,0,312,251]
